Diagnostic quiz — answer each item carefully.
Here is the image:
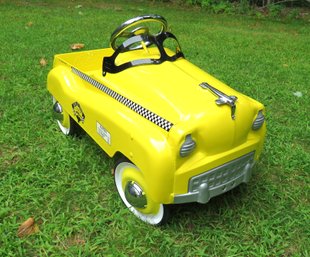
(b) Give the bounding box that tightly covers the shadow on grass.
[167,184,250,227]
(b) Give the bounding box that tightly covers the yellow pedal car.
[47,15,266,225]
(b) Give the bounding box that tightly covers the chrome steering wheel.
[110,14,168,50]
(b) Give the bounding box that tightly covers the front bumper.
[174,151,255,204]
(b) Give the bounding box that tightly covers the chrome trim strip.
[71,67,173,132]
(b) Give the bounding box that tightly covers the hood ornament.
[200,82,238,120]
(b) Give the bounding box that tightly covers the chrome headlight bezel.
[180,134,196,157]
[252,110,265,131]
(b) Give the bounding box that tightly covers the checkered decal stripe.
[71,67,173,132]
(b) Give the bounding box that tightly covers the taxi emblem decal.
[72,102,85,123]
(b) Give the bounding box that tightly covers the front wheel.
[114,159,169,225]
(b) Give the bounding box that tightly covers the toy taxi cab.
[47,15,266,225]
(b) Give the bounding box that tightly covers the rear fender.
[47,65,78,113]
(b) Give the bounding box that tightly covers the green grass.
[0,0,309,256]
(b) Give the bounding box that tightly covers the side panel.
[47,64,176,204]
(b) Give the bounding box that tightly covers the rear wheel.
[52,97,80,135]
[114,158,169,225]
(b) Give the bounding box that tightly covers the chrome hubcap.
[53,101,63,122]
[124,181,147,209]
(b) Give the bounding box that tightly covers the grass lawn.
[0,0,309,256]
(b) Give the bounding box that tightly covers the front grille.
[189,152,255,193]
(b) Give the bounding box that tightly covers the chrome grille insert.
[189,152,255,193]
[174,151,255,204]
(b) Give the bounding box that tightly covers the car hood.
[93,54,263,151]
[99,58,258,116]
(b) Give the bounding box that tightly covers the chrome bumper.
[174,152,255,204]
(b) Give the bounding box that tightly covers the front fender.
[127,129,176,204]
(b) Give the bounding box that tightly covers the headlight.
[180,135,196,157]
[252,110,265,130]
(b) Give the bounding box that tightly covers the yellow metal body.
[47,47,266,206]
